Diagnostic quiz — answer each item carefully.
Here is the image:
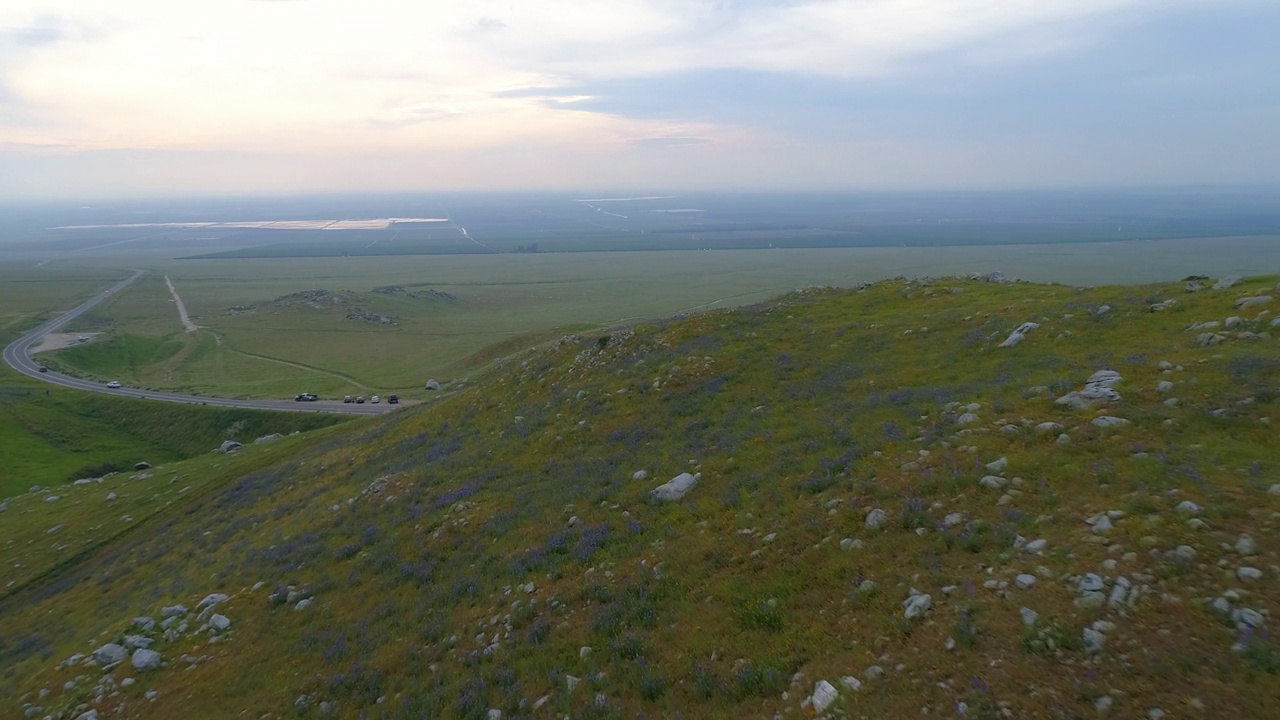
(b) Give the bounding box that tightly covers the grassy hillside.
[4,273,1280,719]
[0,376,350,495]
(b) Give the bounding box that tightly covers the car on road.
[344,395,353,403]
[106,380,121,388]
[371,395,380,404]
[295,393,319,401]
[38,366,48,373]
[387,394,399,404]
[356,396,365,403]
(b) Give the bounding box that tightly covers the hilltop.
[4,273,1280,719]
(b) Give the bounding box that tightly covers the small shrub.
[1021,618,1080,656]
[738,599,784,632]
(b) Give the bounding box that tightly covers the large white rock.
[131,648,161,671]
[865,508,887,530]
[1057,370,1123,409]
[903,590,932,620]
[1235,296,1272,310]
[998,322,1039,348]
[197,593,229,611]
[93,643,127,666]
[650,472,699,501]
[811,680,839,713]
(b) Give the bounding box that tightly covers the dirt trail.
[165,276,200,332]
[212,334,373,391]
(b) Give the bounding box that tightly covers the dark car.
[38,366,48,373]
[295,393,319,401]
[356,396,365,403]
[387,394,399,404]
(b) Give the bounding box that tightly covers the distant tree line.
[511,243,540,254]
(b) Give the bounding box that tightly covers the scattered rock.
[197,593,229,611]
[92,643,127,666]
[1236,535,1258,555]
[131,648,161,671]
[650,472,699,501]
[903,589,932,620]
[1056,370,1122,410]
[209,614,231,631]
[1091,416,1131,428]
[1213,276,1243,290]
[425,379,441,391]
[1082,628,1105,654]
[295,598,313,611]
[811,680,839,713]
[865,508,887,530]
[985,457,1008,474]
[1175,500,1202,515]
[1235,295,1273,310]
[218,440,243,454]
[1078,573,1106,606]
[998,322,1040,348]
[1238,566,1263,582]
[134,461,151,471]
[1197,332,1227,347]
[161,604,188,618]
[1020,607,1039,626]
[1015,574,1037,589]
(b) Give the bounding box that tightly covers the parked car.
[387,394,399,404]
[106,380,122,388]
[371,395,380,404]
[295,393,318,401]
[343,395,353,403]
[356,396,365,403]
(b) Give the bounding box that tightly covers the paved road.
[3,270,393,416]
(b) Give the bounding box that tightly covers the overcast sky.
[1,0,1277,198]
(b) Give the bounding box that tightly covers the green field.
[12,235,1280,400]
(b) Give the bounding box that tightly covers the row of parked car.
[294,393,398,404]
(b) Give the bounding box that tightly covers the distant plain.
[3,190,1280,400]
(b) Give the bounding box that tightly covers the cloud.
[628,136,712,147]
[472,17,507,32]
[0,0,1276,195]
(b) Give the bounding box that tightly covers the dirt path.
[212,334,373,391]
[165,276,200,332]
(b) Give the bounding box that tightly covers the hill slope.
[5,274,1280,720]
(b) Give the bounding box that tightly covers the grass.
[0,373,348,496]
[2,271,1280,718]
[17,234,1280,400]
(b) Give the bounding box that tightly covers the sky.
[1,0,1278,198]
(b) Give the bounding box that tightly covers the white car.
[371,395,380,404]
[106,380,122,388]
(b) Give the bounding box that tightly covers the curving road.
[3,270,393,416]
